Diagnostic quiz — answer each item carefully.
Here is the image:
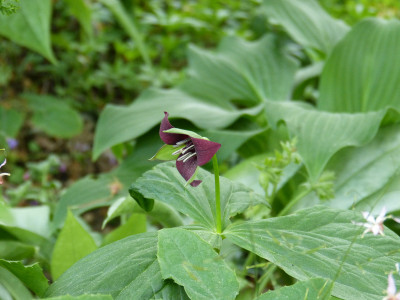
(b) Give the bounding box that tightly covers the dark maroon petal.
[176,154,198,182]
[190,180,202,187]
[159,112,188,145]
[191,137,221,166]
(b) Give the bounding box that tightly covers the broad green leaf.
[264,101,385,181]
[263,0,349,55]
[45,233,165,299]
[0,240,36,260]
[102,196,183,229]
[0,205,51,238]
[130,162,268,230]
[0,266,32,299]
[151,280,189,300]
[51,211,97,280]
[102,213,146,245]
[184,34,298,104]
[45,295,113,300]
[319,18,400,112]
[304,124,400,211]
[92,34,294,159]
[256,278,332,300]
[0,0,56,63]
[102,197,136,228]
[25,94,83,138]
[158,228,239,300]
[65,0,93,38]
[0,106,24,138]
[0,259,48,297]
[52,176,116,230]
[225,206,400,300]
[356,173,400,215]
[93,88,262,159]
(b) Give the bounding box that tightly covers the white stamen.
[177,152,192,161]
[183,152,197,162]
[174,138,191,147]
[182,144,195,154]
[172,148,183,155]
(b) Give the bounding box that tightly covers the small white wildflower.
[352,207,400,237]
[383,273,400,300]
[0,158,10,185]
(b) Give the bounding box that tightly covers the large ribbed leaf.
[93,88,262,159]
[158,228,238,300]
[0,0,56,63]
[93,35,296,159]
[297,124,400,213]
[319,18,400,112]
[184,35,298,105]
[264,101,385,181]
[130,162,267,231]
[262,0,349,55]
[225,206,400,300]
[45,233,164,299]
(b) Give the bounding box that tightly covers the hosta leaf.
[93,88,262,159]
[225,206,400,300]
[256,278,332,300]
[264,101,386,181]
[0,240,36,260]
[93,34,296,159]
[319,18,400,112]
[0,259,48,297]
[51,211,97,280]
[308,124,400,211]
[0,0,56,63]
[184,34,298,104]
[0,204,51,239]
[45,233,164,299]
[130,162,268,231]
[263,0,349,55]
[157,228,239,300]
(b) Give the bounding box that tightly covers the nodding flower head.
[151,112,221,187]
[0,158,10,185]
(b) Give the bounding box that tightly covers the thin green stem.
[277,188,312,217]
[212,155,222,233]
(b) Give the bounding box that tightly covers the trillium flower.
[352,207,400,237]
[0,158,10,185]
[384,273,400,300]
[151,112,221,187]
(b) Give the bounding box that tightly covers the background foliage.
[1,0,400,299]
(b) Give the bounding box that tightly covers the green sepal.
[129,186,154,212]
[163,128,205,139]
[149,144,184,161]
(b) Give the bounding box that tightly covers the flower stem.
[212,155,222,233]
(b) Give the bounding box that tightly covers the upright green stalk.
[212,155,222,233]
